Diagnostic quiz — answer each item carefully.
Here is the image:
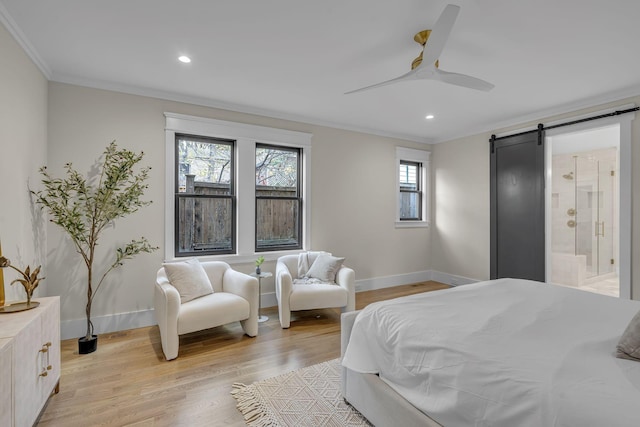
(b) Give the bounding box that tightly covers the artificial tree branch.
[91,238,158,302]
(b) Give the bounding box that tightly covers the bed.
[341,278,640,427]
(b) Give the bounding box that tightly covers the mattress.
[342,278,640,427]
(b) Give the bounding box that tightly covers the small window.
[175,134,235,256]
[396,147,430,227]
[399,160,422,220]
[255,144,302,251]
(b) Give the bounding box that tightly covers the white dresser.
[0,297,60,427]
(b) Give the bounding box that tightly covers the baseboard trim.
[430,270,479,287]
[59,270,481,339]
[60,309,156,340]
[355,270,433,292]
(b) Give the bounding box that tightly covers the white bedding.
[342,278,640,427]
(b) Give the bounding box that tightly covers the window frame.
[174,134,236,257]
[164,113,312,263]
[255,143,303,252]
[395,147,430,228]
[398,160,422,221]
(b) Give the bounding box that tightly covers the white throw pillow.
[163,258,213,303]
[305,253,345,283]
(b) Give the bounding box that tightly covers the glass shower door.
[597,159,615,276]
[575,154,615,278]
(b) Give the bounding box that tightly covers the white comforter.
[342,278,640,427]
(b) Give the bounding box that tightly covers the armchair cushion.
[305,253,345,282]
[177,292,250,335]
[289,283,348,311]
[163,258,213,303]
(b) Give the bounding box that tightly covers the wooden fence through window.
[178,178,298,252]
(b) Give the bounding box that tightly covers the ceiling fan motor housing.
[411,30,439,70]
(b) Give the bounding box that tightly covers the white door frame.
[544,106,634,299]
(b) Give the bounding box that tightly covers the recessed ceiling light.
[178,55,191,63]
[425,114,435,120]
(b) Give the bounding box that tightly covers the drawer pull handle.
[46,343,51,370]
[39,342,53,375]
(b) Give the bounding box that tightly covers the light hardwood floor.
[38,281,449,426]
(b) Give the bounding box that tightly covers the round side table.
[250,271,272,322]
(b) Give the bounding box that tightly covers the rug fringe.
[231,382,280,427]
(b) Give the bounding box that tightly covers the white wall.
[46,82,432,337]
[0,22,48,302]
[307,126,432,281]
[431,134,490,281]
[432,97,640,300]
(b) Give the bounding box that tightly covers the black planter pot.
[78,335,98,354]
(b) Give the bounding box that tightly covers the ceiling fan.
[345,4,494,95]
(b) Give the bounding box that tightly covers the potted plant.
[32,141,157,354]
[255,256,265,275]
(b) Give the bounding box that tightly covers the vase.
[78,335,98,354]
[256,266,261,275]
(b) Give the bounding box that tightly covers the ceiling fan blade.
[345,69,417,95]
[345,4,494,95]
[433,68,495,91]
[420,4,460,68]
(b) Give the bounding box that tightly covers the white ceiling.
[2,0,640,143]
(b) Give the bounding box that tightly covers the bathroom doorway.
[547,125,620,297]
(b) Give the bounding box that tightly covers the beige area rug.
[231,358,372,426]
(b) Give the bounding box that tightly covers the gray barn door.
[490,129,545,281]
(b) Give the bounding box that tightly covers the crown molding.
[432,84,640,144]
[47,69,640,147]
[0,1,51,79]
[51,72,434,145]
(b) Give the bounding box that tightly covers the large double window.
[165,113,311,260]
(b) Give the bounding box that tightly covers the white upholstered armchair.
[155,260,259,360]
[275,252,356,328]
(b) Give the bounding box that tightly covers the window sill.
[166,249,306,265]
[395,221,429,229]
